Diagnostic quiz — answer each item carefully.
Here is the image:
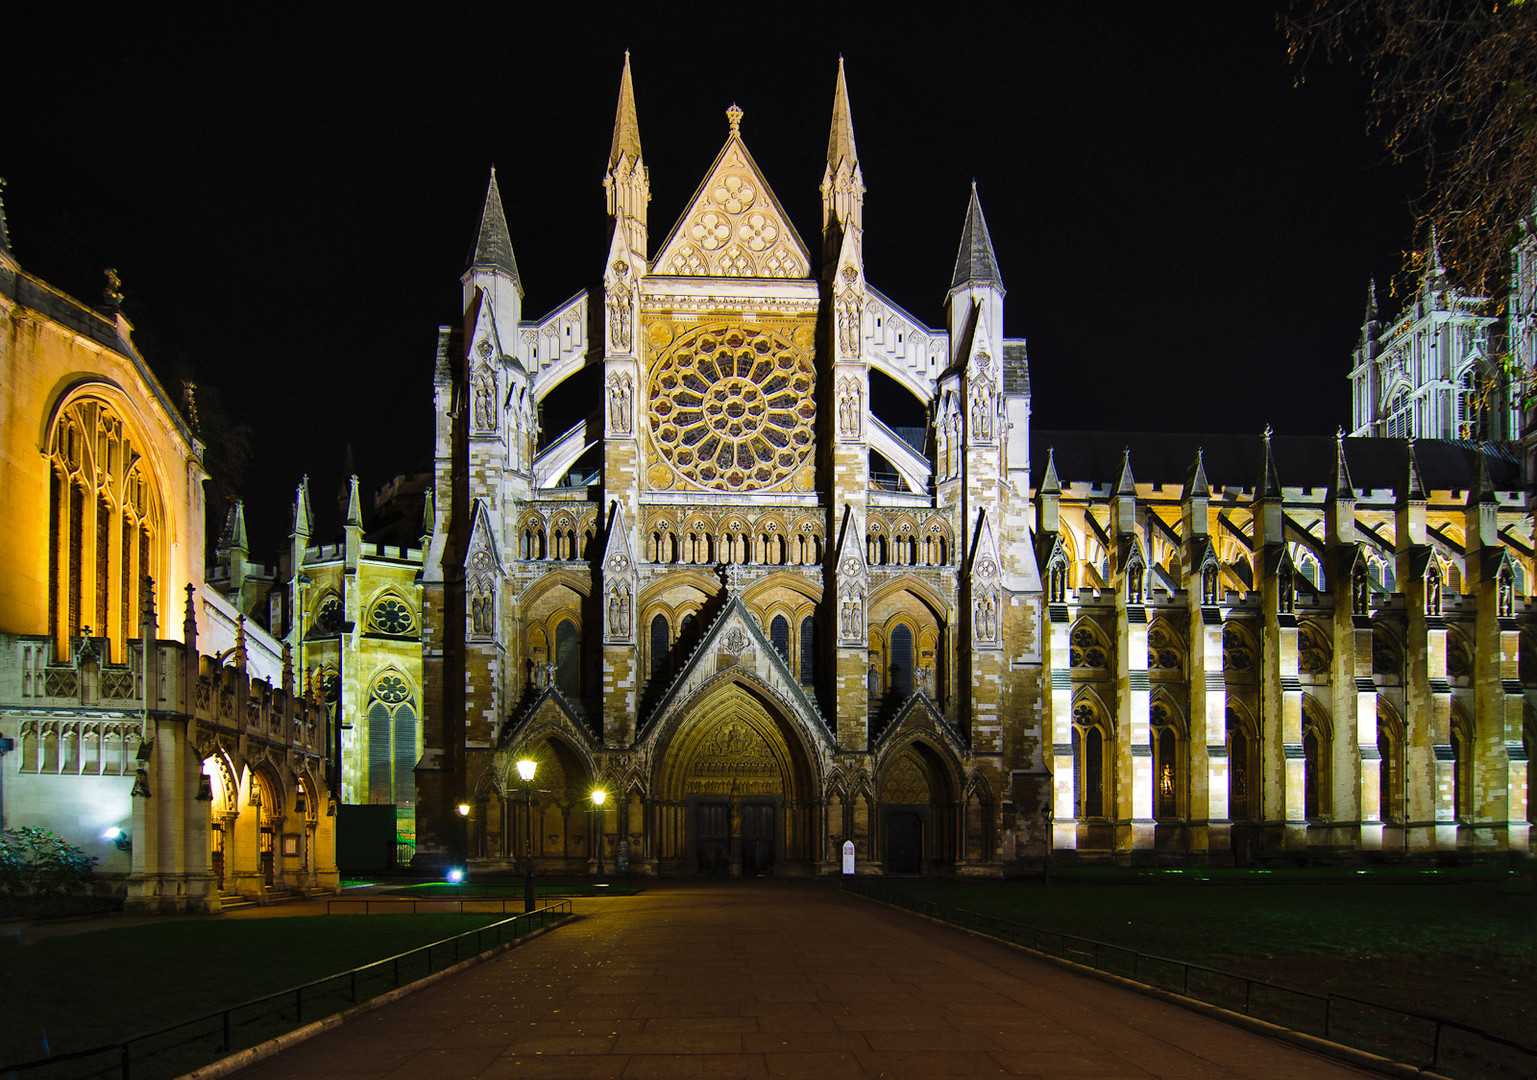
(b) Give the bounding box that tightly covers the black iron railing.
[5,900,573,1080]
[844,882,1535,1080]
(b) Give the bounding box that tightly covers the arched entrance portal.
[877,740,958,874]
[653,681,820,877]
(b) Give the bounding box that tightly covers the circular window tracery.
[648,323,815,492]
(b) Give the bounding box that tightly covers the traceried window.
[366,595,416,637]
[799,616,816,686]
[1384,388,1411,438]
[313,593,344,635]
[646,323,816,493]
[366,671,417,806]
[47,396,164,660]
[890,624,914,697]
[650,614,670,685]
[770,615,790,661]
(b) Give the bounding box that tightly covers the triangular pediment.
[653,132,811,279]
[639,593,829,745]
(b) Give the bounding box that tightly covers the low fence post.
[120,1043,131,1080]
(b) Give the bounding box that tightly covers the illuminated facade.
[0,204,337,911]
[413,58,1533,872]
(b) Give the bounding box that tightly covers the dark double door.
[696,801,776,876]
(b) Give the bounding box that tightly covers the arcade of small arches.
[517,506,600,562]
[199,750,324,895]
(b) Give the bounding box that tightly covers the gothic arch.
[1302,695,1333,820]
[517,565,592,606]
[1376,699,1406,823]
[1150,689,1187,820]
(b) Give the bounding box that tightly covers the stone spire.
[948,183,1005,297]
[820,57,866,265]
[1258,425,1281,499]
[609,51,643,167]
[344,474,362,528]
[291,476,313,538]
[217,500,249,555]
[1183,447,1210,501]
[1360,279,1379,348]
[605,52,650,261]
[1039,446,1061,496]
[826,57,859,176]
[1330,428,1355,500]
[466,167,523,294]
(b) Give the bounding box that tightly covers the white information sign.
[841,839,856,875]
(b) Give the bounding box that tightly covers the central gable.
[653,121,811,280]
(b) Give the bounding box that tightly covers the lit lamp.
[516,758,537,912]
[591,789,607,883]
[451,802,471,884]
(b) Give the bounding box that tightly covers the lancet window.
[365,670,418,807]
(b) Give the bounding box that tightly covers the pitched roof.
[949,183,1004,296]
[466,168,522,289]
[1002,341,1029,394]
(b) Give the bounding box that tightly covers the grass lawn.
[868,868,1534,1071]
[0,913,508,1079]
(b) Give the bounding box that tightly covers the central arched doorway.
[652,680,820,876]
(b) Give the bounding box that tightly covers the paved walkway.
[224,881,1376,1080]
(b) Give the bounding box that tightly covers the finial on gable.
[726,102,743,134]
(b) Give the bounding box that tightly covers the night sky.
[4,4,1420,559]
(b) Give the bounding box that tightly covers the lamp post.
[516,758,537,912]
[591,789,606,882]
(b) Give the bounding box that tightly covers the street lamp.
[591,788,607,882]
[516,758,537,912]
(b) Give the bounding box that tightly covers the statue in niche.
[1425,564,1442,616]
[607,372,633,434]
[1202,563,1220,607]
[1498,563,1515,618]
[840,588,863,639]
[838,377,861,438]
[975,591,997,641]
[1127,563,1144,605]
[1352,560,1371,616]
[470,588,494,635]
[607,583,630,637]
[472,373,497,431]
[837,289,862,357]
[971,386,993,440]
[608,261,633,351]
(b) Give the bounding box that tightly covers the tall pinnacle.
[609,51,643,167]
[467,167,523,292]
[949,183,1004,296]
[826,56,858,172]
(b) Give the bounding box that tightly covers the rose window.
[649,324,815,492]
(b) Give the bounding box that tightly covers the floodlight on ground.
[447,867,464,883]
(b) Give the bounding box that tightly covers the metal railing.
[326,895,535,915]
[6,900,573,1080]
[845,882,1535,1080]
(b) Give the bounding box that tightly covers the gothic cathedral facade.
[416,58,1533,875]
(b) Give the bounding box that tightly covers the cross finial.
[726,102,743,134]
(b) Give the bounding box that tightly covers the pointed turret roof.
[609,51,643,167]
[1403,437,1426,502]
[1258,425,1281,498]
[466,168,523,291]
[292,476,313,536]
[1039,447,1060,495]
[1183,448,1209,500]
[1330,429,1355,500]
[0,176,14,267]
[344,474,362,527]
[1114,446,1136,496]
[949,183,1004,296]
[826,56,858,172]
[218,500,249,553]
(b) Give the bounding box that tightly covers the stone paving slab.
[227,881,1382,1080]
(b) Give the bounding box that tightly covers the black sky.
[4,3,1421,558]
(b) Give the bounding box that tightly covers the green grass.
[865,869,1535,1073]
[0,914,509,1079]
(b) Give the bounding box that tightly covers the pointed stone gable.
[465,499,502,569]
[601,503,637,644]
[834,505,868,646]
[653,119,811,279]
[639,592,830,745]
[969,510,1003,649]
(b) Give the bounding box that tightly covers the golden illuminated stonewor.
[647,322,815,492]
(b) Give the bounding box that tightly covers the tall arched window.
[1451,711,1474,822]
[47,396,164,659]
[1303,704,1331,820]
[799,616,816,686]
[1455,366,1479,438]
[1073,698,1110,818]
[366,671,417,806]
[555,619,580,698]
[1377,706,1405,824]
[770,615,790,661]
[890,624,914,696]
[650,614,670,684]
[1227,707,1256,822]
[1154,724,1178,820]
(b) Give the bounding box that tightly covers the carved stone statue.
[607,372,633,434]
